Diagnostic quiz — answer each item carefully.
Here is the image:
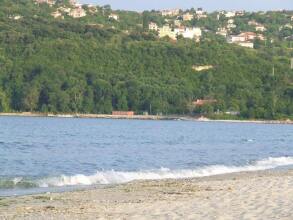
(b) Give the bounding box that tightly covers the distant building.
[227,19,234,24]
[235,11,245,16]
[86,4,98,14]
[216,28,228,37]
[195,8,204,15]
[196,14,207,19]
[176,27,202,40]
[291,16,293,21]
[34,0,55,6]
[69,6,86,18]
[112,111,134,116]
[225,11,236,18]
[174,19,182,27]
[158,25,177,40]
[148,22,158,31]
[161,9,180,17]
[109,13,119,21]
[227,35,246,43]
[10,15,23,20]
[158,25,202,41]
[182,13,194,21]
[255,25,266,32]
[227,32,265,48]
[238,32,265,41]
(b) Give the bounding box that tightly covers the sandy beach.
[0,112,293,125]
[0,170,292,220]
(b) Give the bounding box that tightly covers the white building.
[161,9,180,17]
[183,13,194,21]
[216,28,228,37]
[69,6,87,18]
[225,11,236,18]
[175,27,202,41]
[195,8,204,15]
[255,25,266,32]
[227,35,246,43]
[109,13,119,21]
[34,0,55,6]
[149,22,158,31]
[174,19,182,27]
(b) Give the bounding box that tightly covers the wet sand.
[0,170,292,219]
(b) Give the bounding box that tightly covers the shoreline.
[1,169,292,219]
[0,112,292,125]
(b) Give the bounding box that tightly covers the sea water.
[0,116,292,196]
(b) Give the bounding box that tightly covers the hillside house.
[227,35,246,43]
[149,22,158,31]
[176,27,202,40]
[183,13,194,21]
[158,25,177,40]
[235,11,245,16]
[69,6,86,18]
[86,5,98,13]
[238,32,265,41]
[225,11,236,18]
[255,25,266,32]
[216,28,228,37]
[195,8,204,15]
[35,0,55,6]
[196,14,207,19]
[161,9,180,17]
[174,19,182,27]
[112,111,134,116]
[109,13,119,21]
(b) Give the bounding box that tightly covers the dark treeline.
[0,0,292,119]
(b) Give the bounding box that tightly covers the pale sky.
[79,0,293,12]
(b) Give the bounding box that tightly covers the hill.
[0,0,292,119]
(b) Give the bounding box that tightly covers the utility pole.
[291,58,293,70]
[272,65,275,76]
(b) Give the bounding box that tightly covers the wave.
[1,157,292,189]
[36,156,293,188]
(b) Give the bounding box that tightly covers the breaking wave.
[1,157,292,190]
[36,156,293,188]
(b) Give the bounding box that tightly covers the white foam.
[37,156,293,187]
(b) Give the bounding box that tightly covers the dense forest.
[0,0,293,119]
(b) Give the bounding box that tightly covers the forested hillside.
[0,0,293,119]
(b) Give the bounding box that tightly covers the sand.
[0,170,292,220]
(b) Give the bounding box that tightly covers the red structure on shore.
[112,111,135,116]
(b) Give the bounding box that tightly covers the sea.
[0,116,292,196]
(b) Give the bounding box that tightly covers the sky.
[79,0,293,12]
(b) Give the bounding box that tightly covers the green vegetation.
[0,0,292,119]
